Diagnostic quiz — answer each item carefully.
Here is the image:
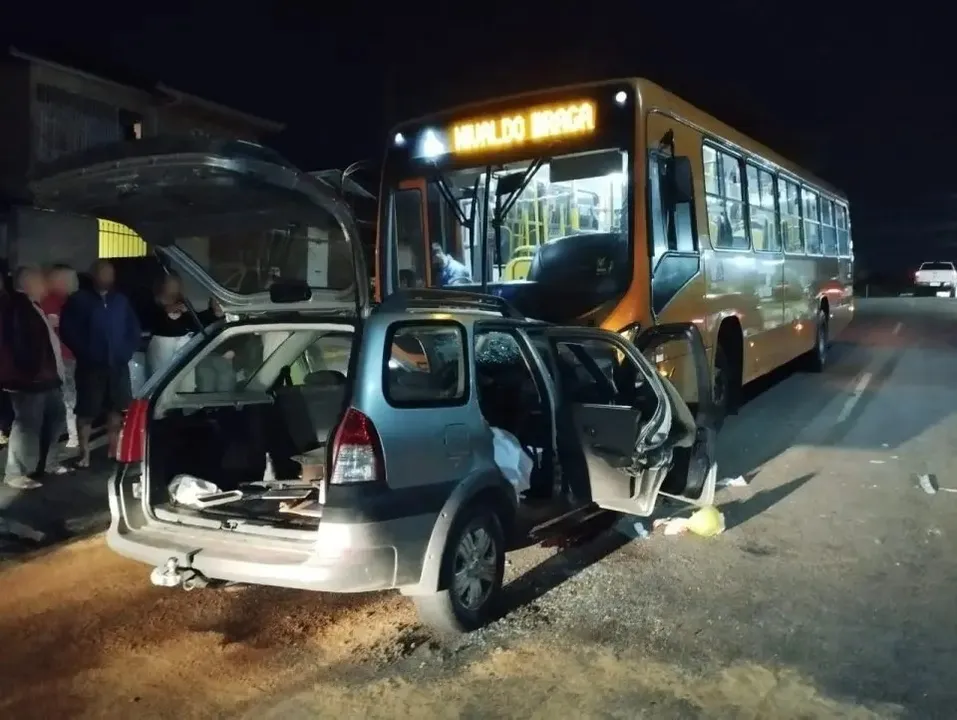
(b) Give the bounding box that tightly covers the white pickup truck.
[914,261,957,297]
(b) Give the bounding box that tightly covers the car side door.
[542,322,715,515]
[632,323,717,508]
[541,326,671,515]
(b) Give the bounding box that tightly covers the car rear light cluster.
[330,407,383,485]
[116,398,149,464]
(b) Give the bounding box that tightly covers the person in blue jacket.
[60,260,141,467]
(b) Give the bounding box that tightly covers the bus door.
[381,177,472,298]
[387,178,430,294]
[645,114,702,324]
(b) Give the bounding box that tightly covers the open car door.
[543,322,716,516]
[29,136,368,317]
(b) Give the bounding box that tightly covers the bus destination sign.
[450,100,596,155]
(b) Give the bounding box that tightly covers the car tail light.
[116,398,149,464]
[330,408,383,485]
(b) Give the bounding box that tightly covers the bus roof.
[389,77,847,203]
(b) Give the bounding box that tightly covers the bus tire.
[712,325,741,430]
[803,307,828,373]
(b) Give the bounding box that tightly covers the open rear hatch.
[30,136,370,532]
[30,135,369,316]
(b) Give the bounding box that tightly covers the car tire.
[413,504,506,636]
[803,307,828,373]
[950,287,956,299]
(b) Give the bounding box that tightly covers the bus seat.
[504,246,537,280]
[504,256,533,280]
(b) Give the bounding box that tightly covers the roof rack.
[376,289,525,319]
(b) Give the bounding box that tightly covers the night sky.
[3,5,951,276]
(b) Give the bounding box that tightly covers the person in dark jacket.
[145,272,223,378]
[60,259,141,467]
[0,266,69,488]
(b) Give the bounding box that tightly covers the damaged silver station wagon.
[31,137,717,634]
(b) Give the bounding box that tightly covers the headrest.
[304,369,347,387]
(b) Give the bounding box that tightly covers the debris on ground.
[717,476,748,488]
[686,506,726,536]
[0,517,46,543]
[653,506,725,538]
[916,474,939,495]
[614,515,649,540]
[654,517,689,536]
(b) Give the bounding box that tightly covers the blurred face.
[93,262,115,291]
[160,275,181,299]
[431,244,445,278]
[22,271,47,301]
[48,269,73,296]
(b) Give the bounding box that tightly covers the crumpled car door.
[544,322,715,515]
[633,323,717,508]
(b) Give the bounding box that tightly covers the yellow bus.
[374,78,854,420]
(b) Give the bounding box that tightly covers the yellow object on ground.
[685,506,725,537]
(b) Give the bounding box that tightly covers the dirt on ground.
[0,536,416,720]
[253,641,897,720]
[0,301,949,719]
[0,531,901,720]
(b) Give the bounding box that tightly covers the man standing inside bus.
[431,243,472,286]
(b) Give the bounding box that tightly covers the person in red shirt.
[39,264,79,448]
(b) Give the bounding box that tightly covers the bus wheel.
[712,341,735,430]
[803,307,828,373]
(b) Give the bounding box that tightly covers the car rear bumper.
[915,282,955,293]
[106,510,434,593]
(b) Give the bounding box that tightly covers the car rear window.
[384,322,468,407]
[162,328,354,395]
[920,262,955,271]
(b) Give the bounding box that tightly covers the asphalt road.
[0,297,955,719]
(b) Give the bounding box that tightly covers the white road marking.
[892,321,902,335]
[835,372,873,425]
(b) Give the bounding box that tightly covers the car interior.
[148,327,354,528]
[473,330,555,500]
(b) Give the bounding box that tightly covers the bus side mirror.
[666,156,694,206]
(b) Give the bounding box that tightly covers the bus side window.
[649,151,699,260]
[649,152,669,260]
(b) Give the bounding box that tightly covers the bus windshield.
[389,148,631,321]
